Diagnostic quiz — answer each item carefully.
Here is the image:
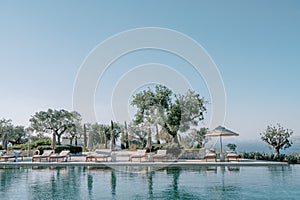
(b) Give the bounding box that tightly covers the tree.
[0,118,13,150]
[131,85,206,144]
[189,127,208,148]
[8,126,27,145]
[67,123,82,145]
[226,143,237,151]
[29,109,81,148]
[260,124,293,155]
[0,118,13,137]
[128,123,148,148]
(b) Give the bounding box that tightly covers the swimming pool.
[1,165,299,199]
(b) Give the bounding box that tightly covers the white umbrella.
[205,126,239,154]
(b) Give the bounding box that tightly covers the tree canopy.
[131,85,206,144]
[260,124,293,155]
[29,109,81,148]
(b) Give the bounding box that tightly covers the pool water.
[1,165,300,199]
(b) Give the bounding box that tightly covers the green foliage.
[11,143,26,150]
[189,127,208,148]
[55,145,82,154]
[284,154,300,164]
[226,143,237,151]
[260,124,293,155]
[131,85,206,144]
[30,133,51,142]
[0,118,13,137]
[152,143,165,152]
[128,122,147,148]
[8,125,27,145]
[240,151,300,163]
[29,109,81,145]
[0,118,13,150]
[179,136,193,148]
[82,147,89,152]
[129,144,138,150]
[37,145,52,154]
[30,139,51,149]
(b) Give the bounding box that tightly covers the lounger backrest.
[95,149,111,155]
[13,150,22,156]
[137,150,146,155]
[42,150,53,156]
[157,150,167,155]
[59,150,70,156]
[0,150,6,156]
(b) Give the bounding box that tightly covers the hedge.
[55,145,82,154]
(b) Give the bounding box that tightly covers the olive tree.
[260,124,293,155]
[131,85,206,144]
[189,127,208,148]
[8,125,27,145]
[29,109,81,148]
[0,118,13,150]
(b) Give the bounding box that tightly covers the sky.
[0,0,300,143]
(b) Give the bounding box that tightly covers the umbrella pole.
[220,136,222,153]
[220,135,224,162]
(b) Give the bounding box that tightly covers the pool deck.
[0,155,289,168]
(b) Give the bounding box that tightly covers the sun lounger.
[86,149,112,162]
[205,149,217,162]
[226,151,239,161]
[205,152,217,162]
[49,150,70,162]
[14,150,23,161]
[32,150,53,162]
[0,154,15,162]
[129,150,147,162]
[0,150,23,162]
[153,150,168,161]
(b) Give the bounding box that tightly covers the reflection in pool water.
[1,165,300,199]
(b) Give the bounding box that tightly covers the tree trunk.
[146,128,152,151]
[274,147,280,155]
[51,132,56,150]
[172,134,179,144]
[155,124,160,144]
[57,134,62,145]
[105,136,108,149]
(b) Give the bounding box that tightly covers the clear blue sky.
[0,0,299,141]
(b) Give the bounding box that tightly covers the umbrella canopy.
[206,126,239,153]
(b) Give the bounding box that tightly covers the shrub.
[30,139,51,149]
[37,145,53,155]
[240,151,300,163]
[129,144,137,151]
[152,144,165,152]
[11,144,24,150]
[55,145,82,154]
